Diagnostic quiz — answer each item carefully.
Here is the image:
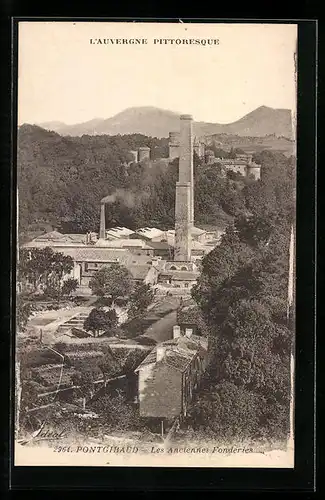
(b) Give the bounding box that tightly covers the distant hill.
[35,121,67,132]
[38,105,293,139]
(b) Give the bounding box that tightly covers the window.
[170,266,177,270]
[181,266,188,271]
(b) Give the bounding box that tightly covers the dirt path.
[143,310,178,342]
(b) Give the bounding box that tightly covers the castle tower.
[174,114,194,262]
[193,137,205,159]
[129,150,139,163]
[169,132,180,160]
[138,147,150,162]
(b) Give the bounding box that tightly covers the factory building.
[21,241,159,290]
[24,115,226,297]
[105,227,135,240]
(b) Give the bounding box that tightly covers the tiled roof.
[160,271,199,281]
[64,234,88,242]
[34,231,64,240]
[106,227,135,238]
[164,350,193,372]
[217,159,248,165]
[128,265,151,280]
[147,241,171,250]
[191,227,207,235]
[55,246,131,263]
[66,350,105,358]
[95,238,153,249]
[23,245,151,267]
[31,231,87,244]
[136,228,164,240]
[135,349,157,370]
[135,334,208,372]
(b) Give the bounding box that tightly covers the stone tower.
[169,132,180,160]
[174,114,194,262]
[138,147,150,162]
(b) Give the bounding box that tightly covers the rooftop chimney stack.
[185,328,193,338]
[156,345,166,362]
[173,325,181,339]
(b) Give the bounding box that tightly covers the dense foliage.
[18,247,74,294]
[83,307,119,337]
[17,126,265,236]
[16,247,76,331]
[17,125,296,443]
[128,283,155,319]
[88,263,133,302]
[190,149,295,443]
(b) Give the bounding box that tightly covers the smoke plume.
[101,159,169,209]
[101,189,137,208]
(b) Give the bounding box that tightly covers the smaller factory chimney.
[99,202,106,240]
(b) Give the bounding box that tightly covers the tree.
[16,295,33,332]
[83,307,118,337]
[71,369,96,408]
[188,382,266,440]
[190,150,294,443]
[192,225,255,319]
[89,263,133,303]
[97,348,122,383]
[128,283,154,318]
[61,278,79,297]
[18,247,74,297]
[90,392,144,432]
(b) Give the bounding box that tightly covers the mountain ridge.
[36,105,293,139]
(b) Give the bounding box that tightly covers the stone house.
[134,329,208,419]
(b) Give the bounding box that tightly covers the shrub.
[187,382,265,441]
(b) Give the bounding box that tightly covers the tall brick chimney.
[174,114,193,262]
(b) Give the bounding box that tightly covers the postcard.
[15,20,297,467]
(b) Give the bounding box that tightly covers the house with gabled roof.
[134,328,208,419]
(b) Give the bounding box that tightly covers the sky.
[18,22,297,125]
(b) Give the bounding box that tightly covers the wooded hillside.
[17,125,295,239]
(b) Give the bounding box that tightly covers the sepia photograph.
[14,21,297,468]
